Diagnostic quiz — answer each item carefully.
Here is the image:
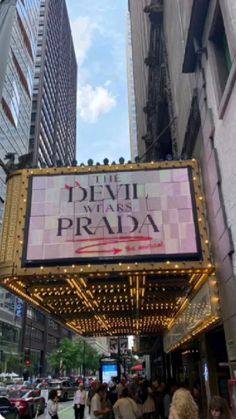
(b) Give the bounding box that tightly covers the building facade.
[29,0,77,167]
[0,0,40,223]
[20,0,77,375]
[0,0,41,365]
[0,0,77,375]
[128,0,175,162]
[126,13,138,161]
[129,0,236,404]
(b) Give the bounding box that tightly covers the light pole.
[82,340,85,379]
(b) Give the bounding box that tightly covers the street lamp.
[82,340,85,379]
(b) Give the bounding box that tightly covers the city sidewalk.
[58,404,90,419]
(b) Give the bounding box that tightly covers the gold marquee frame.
[0,160,220,340]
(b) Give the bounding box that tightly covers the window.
[27,66,33,97]
[12,50,30,98]
[10,80,20,127]
[209,6,232,97]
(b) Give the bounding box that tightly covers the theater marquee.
[0,161,215,337]
[24,166,201,265]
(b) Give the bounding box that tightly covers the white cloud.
[71,16,117,123]
[71,16,99,67]
[104,80,112,87]
[77,84,116,123]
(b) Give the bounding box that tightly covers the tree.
[48,338,100,376]
[82,341,100,373]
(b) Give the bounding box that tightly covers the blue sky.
[66,0,131,164]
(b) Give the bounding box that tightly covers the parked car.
[0,396,19,419]
[0,386,8,396]
[35,382,49,390]
[48,380,78,401]
[9,390,45,418]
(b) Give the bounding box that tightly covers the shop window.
[209,5,232,98]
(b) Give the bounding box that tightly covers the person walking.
[45,389,59,419]
[73,383,87,419]
[139,381,155,419]
[87,380,98,413]
[168,388,199,419]
[113,388,140,419]
[207,396,232,419]
[101,385,113,419]
[117,377,127,398]
[90,384,111,419]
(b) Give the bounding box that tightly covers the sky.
[66,0,131,165]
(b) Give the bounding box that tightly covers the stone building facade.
[164,0,236,375]
[129,0,236,401]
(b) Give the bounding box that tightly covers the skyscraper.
[29,0,77,167]
[0,0,40,222]
[0,0,41,363]
[0,0,77,374]
[126,13,138,161]
[20,0,77,375]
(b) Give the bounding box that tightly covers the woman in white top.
[113,388,139,419]
[45,389,59,419]
[73,383,87,419]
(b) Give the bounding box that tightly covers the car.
[0,386,8,397]
[9,390,45,418]
[35,382,49,390]
[0,396,19,419]
[48,380,78,401]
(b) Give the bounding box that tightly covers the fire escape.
[142,0,177,162]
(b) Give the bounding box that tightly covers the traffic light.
[24,349,31,366]
[25,358,31,366]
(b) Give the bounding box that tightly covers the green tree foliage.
[48,338,100,375]
[83,341,100,372]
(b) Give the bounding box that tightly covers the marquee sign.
[0,161,214,337]
[24,166,201,265]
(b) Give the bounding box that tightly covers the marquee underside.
[2,266,212,336]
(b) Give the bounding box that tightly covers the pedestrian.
[87,381,98,413]
[128,376,140,401]
[207,396,232,419]
[117,377,127,398]
[168,388,199,419]
[101,385,113,419]
[113,387,140,419]
[108,378,118,405]
[163,383,171,419]
[45,389,59,419]
[73,383,87,419]
[90,384,111,419]
[139,380,155,419]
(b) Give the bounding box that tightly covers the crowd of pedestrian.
[61,375,234,419]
